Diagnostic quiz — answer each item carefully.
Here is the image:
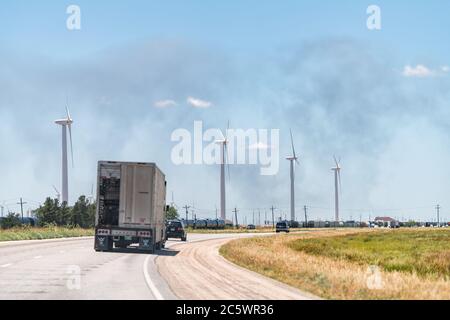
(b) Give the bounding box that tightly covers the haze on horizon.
[0,1,449,222]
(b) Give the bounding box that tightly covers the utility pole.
[253,210,255,225]
[183,205,190,223]
[233,207,239,228]
[265,210,267,226]
[304,205,308,228]
[17,198,27,222]
[270,206,276,229]
[258,209,261,227]
[436,204,441,227]
[215,206,218,220]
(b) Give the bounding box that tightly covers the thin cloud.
[402,65,434,77]
[154,99,177,108]
[187,96,213,108]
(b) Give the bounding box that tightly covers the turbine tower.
[331,156,342,223]
[54,107,73,204]
[216,122,230,221]
[286,129,299,223]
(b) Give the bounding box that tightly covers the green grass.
[0,226,94,242]
[289,229,450,278]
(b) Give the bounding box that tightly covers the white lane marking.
[1,263,12,268]
[143,255,164,300]
[34,256,43,259]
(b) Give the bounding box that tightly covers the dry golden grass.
[220,229,450,300]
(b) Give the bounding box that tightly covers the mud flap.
[95,235,112,251]
[139,237,154,252]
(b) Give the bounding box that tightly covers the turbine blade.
[338,169,342,195]
[290,129,296,159]
[68,124,74,167]
[66,105,71,121]
[225,144,231,182]
[224,120,230,142]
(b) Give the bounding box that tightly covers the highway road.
[0,233,317,300]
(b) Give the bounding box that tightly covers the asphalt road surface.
[0,233,317,300]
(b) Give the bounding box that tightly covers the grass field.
[0,226,94,242]
[289,229,450,278]
[220,229,450,300]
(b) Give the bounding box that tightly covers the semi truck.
[94,161,167,253]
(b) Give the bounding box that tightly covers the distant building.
[374,216,399,228]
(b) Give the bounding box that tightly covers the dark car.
[166,220,187,241]
[276,221,290,233]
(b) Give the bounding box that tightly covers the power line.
[436,204,441,227]
[270,206,276,229]
[183,205,190,222]
[17,198,27,221]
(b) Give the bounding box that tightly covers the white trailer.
[94,161,167,253]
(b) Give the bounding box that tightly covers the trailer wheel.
[182,236,187,242]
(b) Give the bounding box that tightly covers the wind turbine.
[216,122,230,221]
[331,156,342,223]
[53,185,61,202]
[286,129,299,223]
[89,183,95,203]
[54,106,74,204]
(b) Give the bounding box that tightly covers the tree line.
[1,197,180,230]
[0,196,96,229]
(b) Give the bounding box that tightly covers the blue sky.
[1,1,449,62]
[0,1,449,222]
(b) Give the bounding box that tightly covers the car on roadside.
[276,221,290,233]
[247,224,256,230]
[166,220,187,241]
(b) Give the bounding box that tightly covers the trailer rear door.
[119,164,154,228]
